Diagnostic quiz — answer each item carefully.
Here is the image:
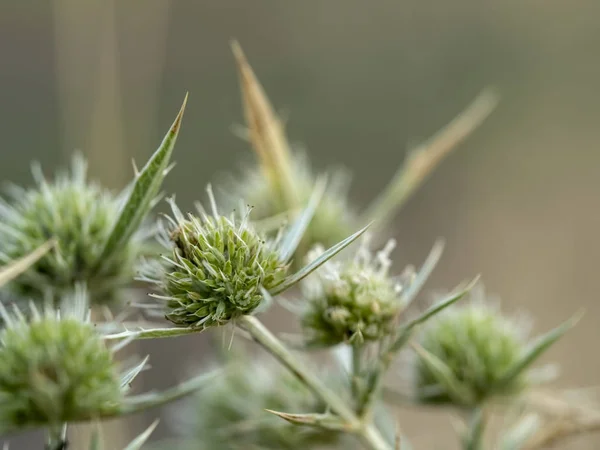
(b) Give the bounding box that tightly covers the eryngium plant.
[411,288,578,409]
[173,351,345,450]
[139,184,369,329]
[300,236,409,347]
[0,96,187,307]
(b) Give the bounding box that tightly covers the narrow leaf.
[401,239,445,308]
[266,410,349,431]
[123,421,159,450]
[269,222,372,295]
[362,88,499,231]
[104,326,203,341]
[500,414,541,450]
[96,94,188,267]
[412,343,475,406]
[391,276,478,353]
[278,176,327,262]
[0,239,55,287]
[119,355,150,390]
[496,312,582,390]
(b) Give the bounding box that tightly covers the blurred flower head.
[0,154,145,306]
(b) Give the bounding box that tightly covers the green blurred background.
[1,1,599,448]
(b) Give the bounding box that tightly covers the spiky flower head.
[410,286,556,408]
[174,351,344,450]
[0,289,124,432]
[300,235,410,347]
[226,152,355,258]
[0,154,143,305]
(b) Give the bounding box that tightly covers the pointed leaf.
[96,94,188,267]
[496,312,582,390]
[0,239,55,287]
[362,88,499,231]
[269,222,372,295]
[120,356,150,390]
[266,410,349,431]
[412,343,475,406]
[277,176,326,263]
[123,421,159,450]
[104,325,203,341]
[401,239,445,308]
[391,276,478,353]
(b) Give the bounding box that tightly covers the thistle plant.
[0,42,590,450]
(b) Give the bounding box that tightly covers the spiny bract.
[0,154,142,305]
[413,294,528,408]
[141,195,287,328]
[0,301,122,430]
[301,236,406,347]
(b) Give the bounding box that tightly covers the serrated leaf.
[0,239,54,287]
[391,276,478,353]
[412,343,475,406]
[495,312,582,390]
[123,421,159,450]
[269,222,372,295]
[277,176,326,263]
[96,94,188,268]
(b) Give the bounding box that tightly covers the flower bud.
[0,299,122,430]
[300,236,406,347]
[142,196,287,328]
[0,155,142,305]
[412,292,529,408]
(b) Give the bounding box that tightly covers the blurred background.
[1,0,599,448]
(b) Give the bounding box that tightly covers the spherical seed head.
[148,199,287,328]
[413,299,528,408]
[0,309,122,429]
[301,237,403,347]
[225,152,355,254]
[0,155,141,305]
[178,353,343,449]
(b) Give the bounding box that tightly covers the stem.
[463,407,486,450]
[351,344,363,404]
[45,423,68,450]
[237,315,392,450]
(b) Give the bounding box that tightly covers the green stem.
[45,423,67,450]
[237,315,392,450]
[463,407,486,450]
[351,344,363,404]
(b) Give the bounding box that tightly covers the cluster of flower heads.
[0,288,125,433]
[0,154,143,306]
[300,235,413,347]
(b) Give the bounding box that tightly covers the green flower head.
[410,285,574,408]
[0,289,123,432]
[0,154,144,305]
[301,236,411,347]
[140,185,369,330]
